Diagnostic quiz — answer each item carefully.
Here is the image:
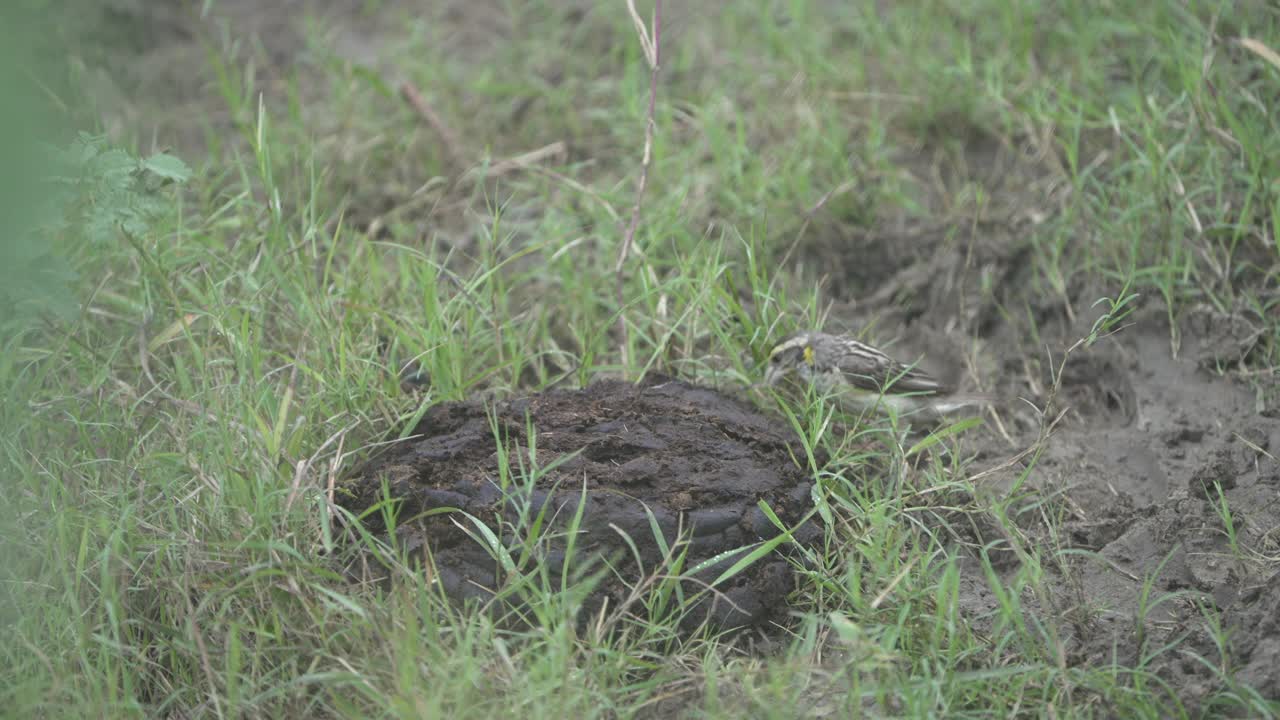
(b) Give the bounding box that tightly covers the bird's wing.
[835,340,947,394]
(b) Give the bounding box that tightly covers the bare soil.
[816,133,1280,706]
[1031,324,1279,702]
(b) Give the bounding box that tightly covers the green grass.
[4,0,1280,717]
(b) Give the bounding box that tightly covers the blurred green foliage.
[0,2,190,333]
[1,133,192,331]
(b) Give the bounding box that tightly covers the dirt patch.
[805,113,1280,704]
[1044,329,1280,706]
[339,377,820,631]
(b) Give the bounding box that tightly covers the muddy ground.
[824,166,1280,703]
[82,0,1280,709]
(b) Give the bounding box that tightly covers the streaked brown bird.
[763,330,991,416]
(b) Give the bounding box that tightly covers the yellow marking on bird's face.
[803,346,815,365]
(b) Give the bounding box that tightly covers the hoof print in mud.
[339,377,819,630]
[1183,304,1264,369]
[1056,352,1136,426]
[1189,445,1241,497]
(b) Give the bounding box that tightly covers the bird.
[762,330,991,417]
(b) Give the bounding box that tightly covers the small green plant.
[1085,279,1141,348]
[1211,482,1244,562]
[42,133,191,243]
[2,133,190,329]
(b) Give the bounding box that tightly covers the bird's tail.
[926,392,997,415]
